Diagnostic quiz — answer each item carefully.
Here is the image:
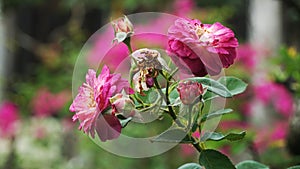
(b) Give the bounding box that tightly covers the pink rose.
[70,65,133,142]
[167,18,238,76]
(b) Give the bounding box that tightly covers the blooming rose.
[112,15,134,43]
[167,18,238,76]
[110,93,141,121]
[70,65,132,141]
[177,81,204,105]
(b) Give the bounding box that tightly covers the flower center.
[195,24,210,40]
[88,87,96,108]
[196,27,205,37]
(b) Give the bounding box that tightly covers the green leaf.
[200,131,246,142]
[169,89,180,104]
[199,149,236,169]
[151,128,192,143]
[161,86,180,106]
[178,163,203,169]
[119,117,132,128]
[236,160,269,169]
[187,77,232,98]
[218,76,247,96]
[114,32,127,43]
[203,91,217,101]
[203,77,247,101]
[287,166,300,169]
[201,109,233,123]
[137,88,159,103]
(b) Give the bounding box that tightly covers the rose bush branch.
[69,15,262,169]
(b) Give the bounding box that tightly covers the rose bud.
[110,93,137,118]
[112,15,134,43]
[177,81,204,105]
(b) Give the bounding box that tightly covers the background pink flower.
[180,144,196,157]
[253,121,288,153]
[31,88,71,118]
[236,44,256,71]
[0,101,20,138]
[254,82,294,117]
[173,0,195,17]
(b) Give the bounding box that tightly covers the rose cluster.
[70,15,238,142]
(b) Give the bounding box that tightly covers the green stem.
[135,96,162,111]
[124,36,134,88]
[191,137,202,152]
[124,37,145,107]
[135,103,151,109]
[198,100,205,135]
[159,70,168,80]
[123,37,133,53]
[187,105,193,130]
[154,69,202,153]
[153,77,184,127]
[168,67,178,81]
[132,93,145,107]
[190,99,205,153]
[153,77,167,104]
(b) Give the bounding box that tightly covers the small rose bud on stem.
[177,81,204,105]
[111,15,134,45]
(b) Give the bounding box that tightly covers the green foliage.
[203,76,247,101]
[187,77,232,98]
[200,109,233,123]
[151,128,192,143]
[199,149,235,169]
[136,88,160,104]
[200,131,246,142]
[119,116,132,128]
[218,76,248,96]
[123,0,165,12]
[178,163,203,169]
[272,46,300,97]
[235,160,269,169]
